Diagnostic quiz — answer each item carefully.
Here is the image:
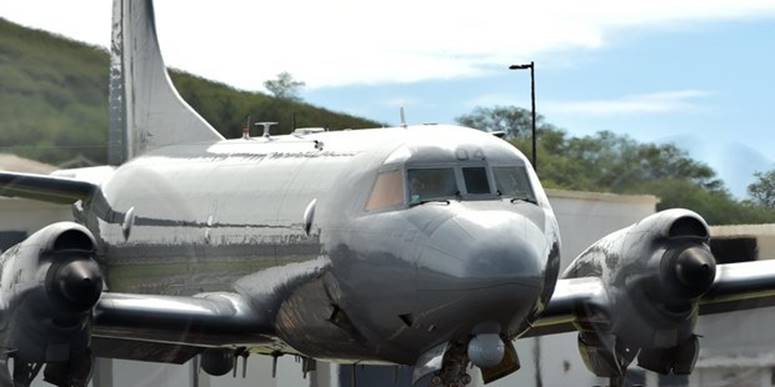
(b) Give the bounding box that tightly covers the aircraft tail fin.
[108,0,224,165]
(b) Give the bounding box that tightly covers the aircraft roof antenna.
[400,107,407,129]
[255,122,278,139]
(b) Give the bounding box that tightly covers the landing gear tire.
[577,332,639,387]
[11,361,42,387]
[43,350,93,387]
[637,335,699,375]
[608,375,624,387]
[428,341,478,387]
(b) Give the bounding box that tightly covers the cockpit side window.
[493,166,536,202]
[407,168,458,205]
[462,167,491,194]
[365,170,405,211]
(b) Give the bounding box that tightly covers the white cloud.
[543,90,711,116]
[2,1,775,88]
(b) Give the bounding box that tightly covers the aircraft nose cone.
[673,246,716,296]
[464,230,543,285]
[53,259,104,311]
[418,209,547,291]
[414,208,549,333]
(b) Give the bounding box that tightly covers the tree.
[748,169,775,208]
[455,106,554,139]
[558,131,722,192]
[263,72,305,100]
[456,106,722,193]
[449,105,775,225]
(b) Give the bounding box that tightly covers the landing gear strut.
[0,351,93,387]
[577,333,638,387]
[13,361,42,387]
[579,333,699,387]
[43,350,94,387]
[429,343,472,387]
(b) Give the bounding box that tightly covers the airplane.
[0,1,774,387]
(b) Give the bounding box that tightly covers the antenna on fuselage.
[254,122,278,139]
[400,107,407,128]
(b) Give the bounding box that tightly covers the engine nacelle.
[0,222,103,365]
[565,209,715,376]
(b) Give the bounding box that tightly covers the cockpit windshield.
[365,164,537,211]
[408,168,458,205]
[493,166,536,203]
[365,170,404,211]
[462,167,491,194]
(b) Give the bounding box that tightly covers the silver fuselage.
[76,125,561,364]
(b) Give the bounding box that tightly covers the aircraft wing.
[526,277,606,337]
[0,171,97,204]
[699,259,775,314]
[92,292,274,363]
[529,260,775,337]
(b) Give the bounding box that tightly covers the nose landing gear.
[415,334,519,387]
[429,371,472,386]
[428,342,472,387]
[430,373,472,387]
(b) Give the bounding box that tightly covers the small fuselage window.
[408,168,458,205]
[493,166,536,203]
[462,167,491,194]
[365,170,405,211]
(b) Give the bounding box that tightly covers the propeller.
[49,258,104,312]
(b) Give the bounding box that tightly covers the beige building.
[0,154,69,252]
[691,224,775,387]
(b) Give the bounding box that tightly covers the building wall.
[711,224,775,260]
[0,198,72,250]
[546,189,658,269]
[690,225,775,387]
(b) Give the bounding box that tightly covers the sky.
[1,1,774,197]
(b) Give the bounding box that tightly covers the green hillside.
[0,18,380,165]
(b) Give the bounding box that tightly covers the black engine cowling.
[565,209,716,378]
[0,222,103,386]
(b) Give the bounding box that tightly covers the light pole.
[508,61,537,172]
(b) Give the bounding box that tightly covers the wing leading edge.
[699,260,775,314]
[93,292,272,347]
[525,277,606,337]
[92,292,275,363]
[0,171,97,204]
